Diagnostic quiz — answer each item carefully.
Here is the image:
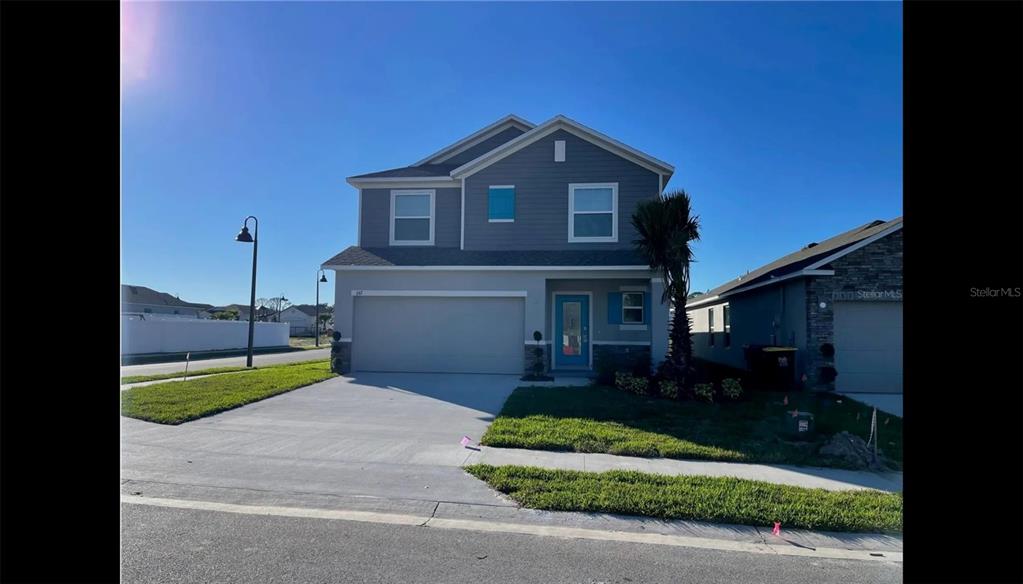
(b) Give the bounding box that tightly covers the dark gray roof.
[122,285,212,309]
[322,246,648,267]
[291,304,331,317]
[695,216,903,302]
[349,164,459,179]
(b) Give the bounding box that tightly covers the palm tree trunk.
[665,287,696,391]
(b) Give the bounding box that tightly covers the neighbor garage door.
[833,301,903,393]
[352,296,524,374]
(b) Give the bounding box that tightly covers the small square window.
[488,186,515,222]
[622,292,644,323]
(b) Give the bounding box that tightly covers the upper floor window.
[488,185,515,222]
[568,182,618,242]
[390,189,435,246]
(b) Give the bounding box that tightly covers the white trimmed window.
[389,189,435,246]
[568,183,618,242]
[622,292,644,323]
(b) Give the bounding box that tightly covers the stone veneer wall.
[330,341,352,374]
[523,343,551,375]
[804,229,903,389]
[592,344,652,372]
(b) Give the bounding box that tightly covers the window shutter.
[643,292,651,324]
[607,292,622,324]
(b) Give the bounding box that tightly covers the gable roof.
[348,163,459,180]
[412,114,535,167]
[288,304,331,317]
[686,216,903,309]
[346,114,674,188]
[121,285,212,309]
[449,115,675,181]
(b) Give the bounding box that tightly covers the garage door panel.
[353,296,523,374]
[834,302,902,394]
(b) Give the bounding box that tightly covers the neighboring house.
[685,217,903,394]
[121,284,212,318]
[279,304,331,336]
[207,304,276,321]
[322,114,675,375]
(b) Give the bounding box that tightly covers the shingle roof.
[694,216,903,302]
[322,246,648,267]
[290,304,331,317]
[121,285,212,309]
[348,164,460,179]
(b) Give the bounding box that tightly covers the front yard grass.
[466,464,903,534]
[481,386,902,469]
[120,360,335,424]
[120,365,253,385]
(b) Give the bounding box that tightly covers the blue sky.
[122,1,902,306]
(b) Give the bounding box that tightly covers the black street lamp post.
[235,216,258,368]
[316,269,327,347]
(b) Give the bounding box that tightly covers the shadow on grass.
[484,385,903,470]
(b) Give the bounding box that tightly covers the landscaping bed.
[120,360,336,424]
[466,464,903,534]
[481,385,902,469]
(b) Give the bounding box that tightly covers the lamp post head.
[319,274,328,283]
[235,225,254,243]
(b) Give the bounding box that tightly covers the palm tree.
[631,189,701,390]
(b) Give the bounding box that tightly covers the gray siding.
[441,126,527,166]
[545,279,653,344]
[359,187,461,248]
[463,129,661,251]
[689,279,808,373]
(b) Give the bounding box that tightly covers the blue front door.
[555,295,590,368]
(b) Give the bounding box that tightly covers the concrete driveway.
[121,372,520,506]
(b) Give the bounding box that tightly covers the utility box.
[784,411,815,439]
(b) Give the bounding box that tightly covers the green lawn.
[120,360,335,424]
[481,386,902,469]
[120,365,254,385]
[466,464,902,534]
[289,336,330,349]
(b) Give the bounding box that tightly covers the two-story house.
[321,114,675,376]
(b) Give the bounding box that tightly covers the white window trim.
[621,291,644,325]
[488,185,515,223]
[389,189,435,246]
[568,182,618,243]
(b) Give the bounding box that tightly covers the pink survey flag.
[460,436,472,447]
[772,522,781,536]
[783,395,788,405]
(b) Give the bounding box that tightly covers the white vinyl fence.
[121,317,290,355]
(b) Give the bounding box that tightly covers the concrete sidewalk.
[465,447,902,492]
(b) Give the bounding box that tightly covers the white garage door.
[833,301,903,394]
[352,296,524,374]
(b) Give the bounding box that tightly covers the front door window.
[562,301,581,356]
[555,294,590,368]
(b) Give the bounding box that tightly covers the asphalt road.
[121,503,902,584]
[120,348,330,376]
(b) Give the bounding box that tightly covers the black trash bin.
[743,345,797,391]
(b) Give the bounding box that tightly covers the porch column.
[650,277,669,369]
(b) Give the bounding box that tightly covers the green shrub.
[721,378,743,400]
[693,382,715,403]
[596,350,651,385]
[658,378,679,399]
[615,372,650,395]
